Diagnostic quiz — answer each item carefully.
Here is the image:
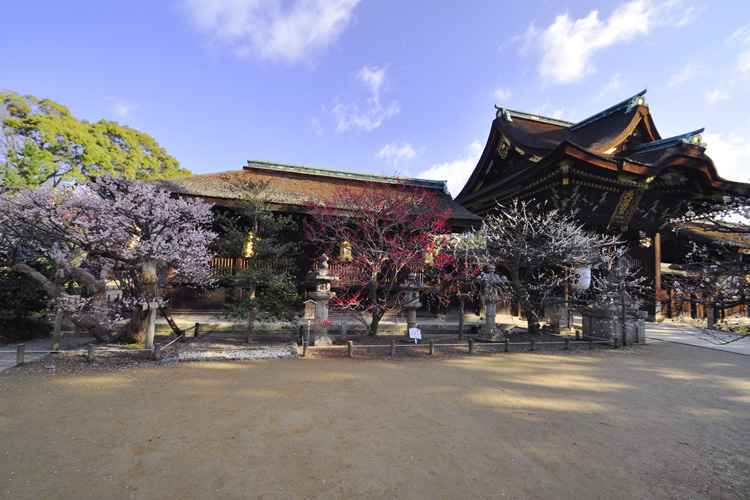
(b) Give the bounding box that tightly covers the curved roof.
[458,90,748,206]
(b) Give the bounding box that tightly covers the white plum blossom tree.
[0,175,216,343]
[464,200,624,333]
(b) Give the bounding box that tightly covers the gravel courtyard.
[1,341,748,500]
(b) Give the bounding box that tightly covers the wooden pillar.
[646,231,662,321]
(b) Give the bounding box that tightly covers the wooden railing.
[211,257,292,277]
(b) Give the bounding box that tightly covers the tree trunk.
[12,263,112,342]
[115,307,149,344]
[132,259,160,343]
[368,310,383,336]
[526,310,540,335]
[246,308,257,343]
[51,308,64,351]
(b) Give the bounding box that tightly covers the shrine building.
[455,90,750,317]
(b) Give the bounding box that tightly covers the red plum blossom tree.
[305,181,455,335]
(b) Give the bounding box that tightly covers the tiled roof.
[494,90,660,155]
[149,160,483,226]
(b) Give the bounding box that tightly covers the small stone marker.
[16,344,25,366]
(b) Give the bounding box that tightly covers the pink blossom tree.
[305,181,455,335]
[0,175,215,343]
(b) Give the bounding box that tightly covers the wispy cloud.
[332,65,400,133]
[107,98,139,120]
[705,89,730,105]
[376,142,418,168]
[668,62,699,87]
[310,117,323,136]
[595,73,625,100]
[416,141,484,198]
[532,103,565,119]
[181,0,360,65]
[737,50,750,76]
[524,0,690,85]
[494,87,512,102]
[703,132,750,182]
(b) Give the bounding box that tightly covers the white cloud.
[107,98,139,120]
[668,62,699,87]
[416,141,484,198]
[182,0,360,65]
[376,142,418,168]
[703,132,750,182]
[705,89,730,105]
[332,65,400,133]
[494,87,512,102]
[525,0,688,85]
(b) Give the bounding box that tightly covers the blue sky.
[3,0,749,196]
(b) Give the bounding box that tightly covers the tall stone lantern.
[478,264,507,338]
[401,272,425,333]
[308,254,337,346]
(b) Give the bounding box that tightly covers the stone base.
[311,332,335,346]
[581,307,646,344]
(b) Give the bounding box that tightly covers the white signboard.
[408,328,422,343]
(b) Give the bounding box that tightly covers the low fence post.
[613,337,620,349]
[564,337,570,350]
[302,341,309,357]
[504,338,509,353]
[589,337,594,350]
[390,340,396,357]
[194,323,201,338]
[429,339,435,355]
[575,330,581,341]
[347,340,353,358]
[16,344,25,366]
[87,344,95,362]
[530,338,536,351]
[153,344,162,361]
[468,339,474,354]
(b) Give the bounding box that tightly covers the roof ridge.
[494,106,575,127]
[623,128,706,155]
[245,160,450,195]
[569,90,647,131]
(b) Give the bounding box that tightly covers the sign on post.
[303,299,316,320]
[408,327,421,344]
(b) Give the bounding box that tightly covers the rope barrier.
[161,335,185,350]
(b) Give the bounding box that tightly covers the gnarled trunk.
[117,258,160,344]
[12,263,112,342]
[368,310,384,336]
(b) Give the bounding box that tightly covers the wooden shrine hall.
[456,90,750,317]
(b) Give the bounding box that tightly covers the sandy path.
[1,342,748,500]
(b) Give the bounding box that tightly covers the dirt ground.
[1,342,748,500]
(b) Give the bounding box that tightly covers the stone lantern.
[478,264,507,338]
[400,272,425,333]
[308,254,337,346]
